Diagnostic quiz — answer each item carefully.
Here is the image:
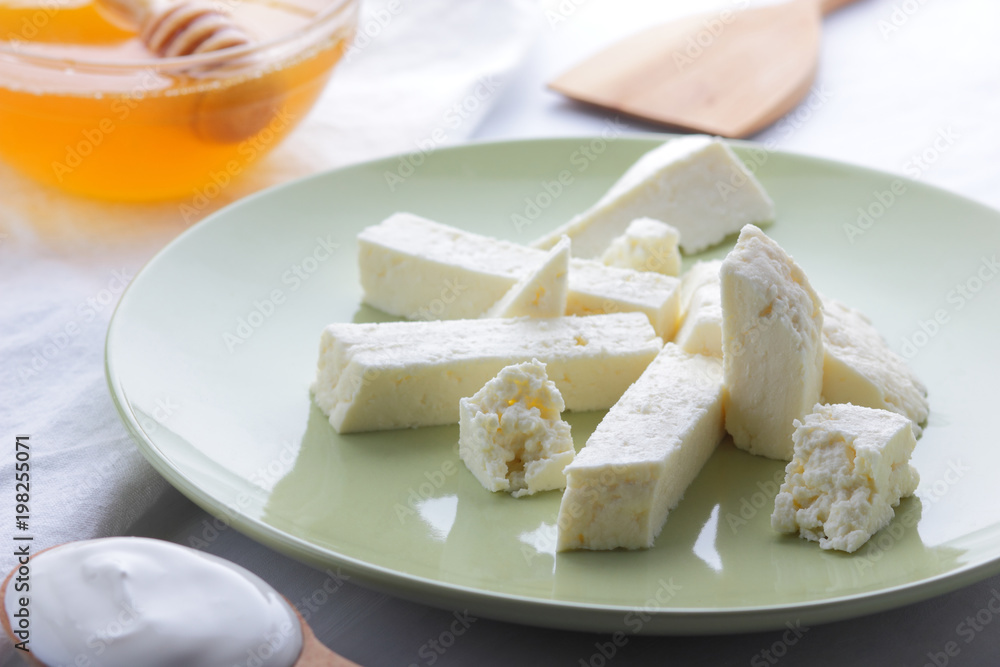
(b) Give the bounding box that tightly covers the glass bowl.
[0,0,358,202]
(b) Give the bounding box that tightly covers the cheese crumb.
[459,360,575,498]
[600,218,682,276]
[771,403,920,553]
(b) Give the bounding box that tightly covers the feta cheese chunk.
[533,136,775,257]
[822,298,929,436]
[485,237,570,318]
[600,218,682,276]
[677,268,931,434]
[556,344,725,551]
[566,258,682,339]
[459,360,575,497]
[312,313,662,433]
[358,213,682,337]
[674,260,723,357]
[771,403,920,553]
[721,225,824,460]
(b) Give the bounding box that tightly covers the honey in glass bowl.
[0,0,357,201]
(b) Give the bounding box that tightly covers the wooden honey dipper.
[98,0,253,57]
[96,0,289,143]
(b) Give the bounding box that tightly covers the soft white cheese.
[566,258,681,339]
[312,313,662,433]
[771,403,920,553]
[671,269,929,433]
[485,237,570,318]
[821,298,929,436]
[556,343,725,551]
[358,213,682,337]
[721,225,824,460]
[600,217,682,276]
[459,360,575,497]
[533,135,775,256]
[674,260,723,357]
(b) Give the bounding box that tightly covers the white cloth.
[0,0,537,660]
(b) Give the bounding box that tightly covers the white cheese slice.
[771,403,920,553]
[459,360,575,497]
[533,135,775,257]
[821,298,929,436]
[485,237,570,318]
[565,258,681,339]
[358,213,682,338]
[674,260,723,357]
[556,343,725,551]
[670,269,929,432]
[600,217,682,276]
[721,225,824,460]
[312,313,662,433]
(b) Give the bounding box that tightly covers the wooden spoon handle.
[293,607,363,667]
[817,0,862,15]
[1,546,55,667]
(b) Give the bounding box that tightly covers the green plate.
[106,136,1000,634]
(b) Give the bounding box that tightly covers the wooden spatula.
[549,0,860,138]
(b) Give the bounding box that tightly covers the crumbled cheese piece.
[459,360,575,497]
[771,403,920,553]
[600,217,682,276]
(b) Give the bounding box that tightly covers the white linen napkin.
[0,0,538,660]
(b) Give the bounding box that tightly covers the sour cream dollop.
[4,537,302,667]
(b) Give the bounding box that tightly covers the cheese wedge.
[312,313,662,433]
[533,136,775,257]
[771,403,920,553]
[600,217,681,276]
[459,360,575,497]
[358,213,682,338]
[556,343,725,551]
[821,298,929,435]
[485,237,569,318]
[721,225,823,460]
[674,260,723,357]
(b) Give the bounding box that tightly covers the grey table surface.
[12,0,1000,664]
